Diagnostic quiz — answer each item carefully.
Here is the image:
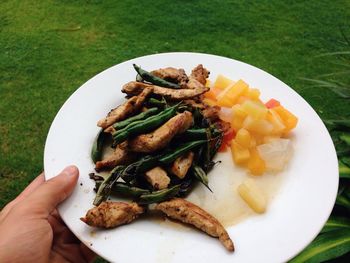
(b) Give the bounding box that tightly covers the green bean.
[147,98,167,108]
[133,64,180,89]
[138,185,180,204]
[159,140,207,164]
[121,155,160,183]
[112,104,178,145]
[91,129,107,163]
[136,74,143,82]
[178,178,193,197]
[94,181,150,197]
[210,132,223,160]
[93,165,125,206]
[113,107,159,130]
[180,127,221,141]
[192,164,212,192]
[112,182,150,197]
[183,128,207,139]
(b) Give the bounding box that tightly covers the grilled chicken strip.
[170,151,194,179]
[186,64,210,89]
[151,67,188,87]
[122,81,209,100]
[81,201,144,228]
[202,105,221,122]
[190,64,210,85]
[129,111,193,153]
[97,87,152,128]
[145,166,170,190]
[95,142,133,171]
[155,198,234,251]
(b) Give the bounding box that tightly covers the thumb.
[22,165,79,218]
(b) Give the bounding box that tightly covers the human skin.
[0,166,95,263]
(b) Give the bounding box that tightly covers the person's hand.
[0,166,95,263]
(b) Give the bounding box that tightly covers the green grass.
[1,0,350,262]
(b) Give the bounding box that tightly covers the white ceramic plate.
[44,52,338,263]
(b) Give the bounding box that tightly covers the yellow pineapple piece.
[213,74,234,90]
[216,96,233,107]
[235,128,251,148]
[246,148,266,175]
[217,79,249,106]
[266,109,286,135]
[231,140,250,164]
[245,88,261,101]
[231,117,245,131]
[232,104,248,119]
[243,116,273,135]
[273,106,298,134]
[241,100,268,119]
[238,178,267,213]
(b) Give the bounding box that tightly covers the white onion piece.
[257,138,293,172]
[218,107,233,123]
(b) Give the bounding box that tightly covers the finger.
[20,165,79,218]
[0,173,45,221]
[80,243,96,263]
[16,173,45,201]
[48,214,80,244]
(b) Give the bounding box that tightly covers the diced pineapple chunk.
[204,89,218,101]
[238,179,267,213]
[231,105,248,131]
[246,148,266,175]
[243,116,273,135]
[245,88,261,101]
[216,96,233,107]
[273,106,298,133]
[231,117,245,131]
[241,100,268,119]
[232,104,248,119]
[213,74,234,90]
[267,109,286,135]
[236,96,249,105]
[235,128,251,148]
[231,140,250,164]
[217,79,249,107]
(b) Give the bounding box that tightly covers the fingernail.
[62,165,79,176]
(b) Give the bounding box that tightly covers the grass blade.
[336,194,350,210]
[316,51,350,57]
[301,78,350,98]
[339,161,350,179]
[289,230,350,263]
[340,134,350,146]
[341,157,350,167]
[321,217,350,233]
[323,119,350,130]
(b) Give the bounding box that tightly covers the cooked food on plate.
[81,63,298,252]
